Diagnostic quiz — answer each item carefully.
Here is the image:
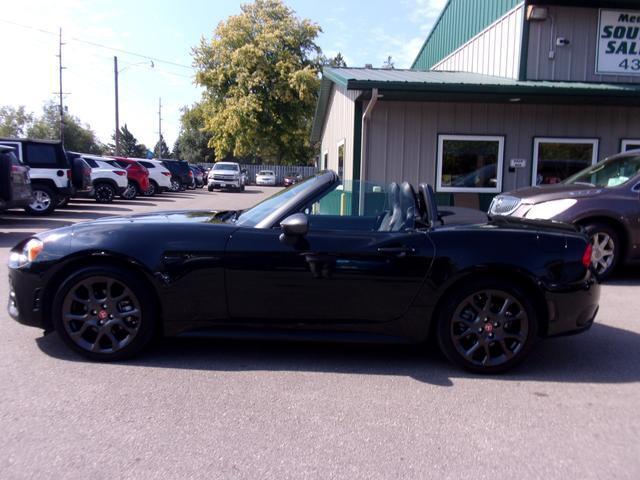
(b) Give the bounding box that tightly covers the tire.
[585,223,619,281]
[169,178,180,192]
[120,182,137,200]
[94,183,116,203]
[207,185,214,192]
[51,266,157,361]
[144,180,157,197]
[436,277,538,374]
[240,184,245,192]
[24,185,57,216]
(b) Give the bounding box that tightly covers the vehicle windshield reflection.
[564,155,640,188]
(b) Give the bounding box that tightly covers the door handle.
[377,246,415,256]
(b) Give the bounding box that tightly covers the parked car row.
[0,138,211,216]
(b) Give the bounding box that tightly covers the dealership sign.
[596,9,640,75]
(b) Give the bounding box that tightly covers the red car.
[105,157,150,200]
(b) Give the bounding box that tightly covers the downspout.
[358,88,380,215]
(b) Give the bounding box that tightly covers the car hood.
[74,210,231,227]
[507,183,604,204]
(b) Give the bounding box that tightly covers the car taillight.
[115,170,127,176]
[582,243,593,269]
[162,171,171,176]
[189,171,193,177]
[66,170,72,179]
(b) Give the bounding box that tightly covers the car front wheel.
[144,181,157,197]
[52,266,156,361]
[25,185,57,216]
[585,223,619,281]
[437,278,538,374]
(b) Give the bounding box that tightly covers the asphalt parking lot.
[1,187,639,479]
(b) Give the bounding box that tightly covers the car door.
[224,223,434,323]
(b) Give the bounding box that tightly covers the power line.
[0,18,195,70]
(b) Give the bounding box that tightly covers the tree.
[173,104,216,163]
[110,124,147,158]
[153,135,170,158]
[322,52,347,68]
[0,106,33,137]
[193,0,322,165]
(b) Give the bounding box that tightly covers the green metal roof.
[311,67,640,142]
[411,0,523,70]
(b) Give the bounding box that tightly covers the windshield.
[235,178,315,227]
[564,155,640,188]
[258,171,273,175]
[213,163,238,171]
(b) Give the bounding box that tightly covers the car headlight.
[9,238,44,268]
[524,199,577,220]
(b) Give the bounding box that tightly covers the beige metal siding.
[526,6,640,83]
[365,101,640,190]
[319,85,361,181]
[433,4,524,79]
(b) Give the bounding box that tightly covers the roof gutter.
[358,88,380,215]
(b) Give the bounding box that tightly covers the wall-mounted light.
[526,6,548,21]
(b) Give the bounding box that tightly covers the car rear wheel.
[144,180,157,197]
[120,182,137,200]
[24,185,56,216]
[52,267,156,361]
[585,223,619,281]
[94,183,116,203]
[437,278,538,374]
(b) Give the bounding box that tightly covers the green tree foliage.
[193,0,322,165]
[153,135,171,158]
[174,105,216,163]
[1,101,104,153]
[322,52,347,67]
[109,124,148,158]
[0,106,34,137]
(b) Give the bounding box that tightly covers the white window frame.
[532,137,599,186]
[322,149,329,170]
[621,139,640,152]
[436,134,504,193]
[336,139,346,178]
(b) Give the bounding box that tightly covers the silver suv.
[207,162,247,192]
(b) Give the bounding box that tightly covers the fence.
[201,163,318,185]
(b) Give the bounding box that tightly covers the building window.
[337,140,345,178]
[322,150,328,170]
[621,139,640,152]
[532,138,599,185]
[436,134,504,193]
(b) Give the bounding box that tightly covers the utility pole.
[114,56,120,156]
[57,28,65,143]
[158,97,163,160]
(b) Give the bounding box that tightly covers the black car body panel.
[0,145,32,209]
[162,160,191,187]
[8,172,599,347]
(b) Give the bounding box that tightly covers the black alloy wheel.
[94,183,116,203]
[437,279,538,373]
[53,268,156,360]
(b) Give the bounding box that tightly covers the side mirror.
[280,213,309,238]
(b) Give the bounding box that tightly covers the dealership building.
[312,0,640,209]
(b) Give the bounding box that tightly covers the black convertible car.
[8,171,600,373]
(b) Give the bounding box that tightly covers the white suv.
[0,138,91,215]
[78,154,129,203]
[136,159,173,195]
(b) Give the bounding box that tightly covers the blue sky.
[1,0,445,149]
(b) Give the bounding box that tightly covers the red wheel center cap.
[98,310,108,320]
[484,323,493,333]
